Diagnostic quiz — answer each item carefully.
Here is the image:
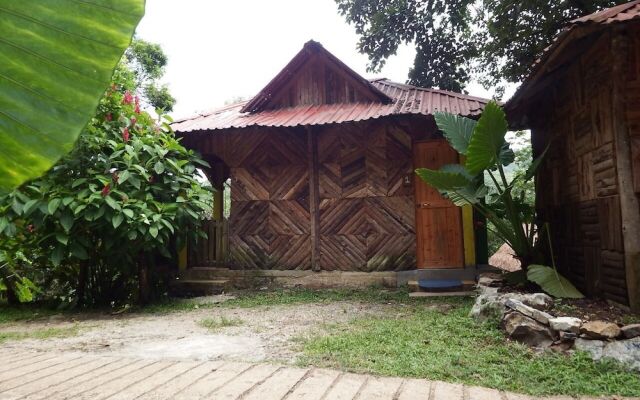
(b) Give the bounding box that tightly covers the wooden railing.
[188,219,228,267]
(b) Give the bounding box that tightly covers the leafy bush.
[0,65,211,307]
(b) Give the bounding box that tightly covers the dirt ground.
[0,297,396,364]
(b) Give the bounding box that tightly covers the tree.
[0,65,211,306]
[125,39,177,112]
[0,0,144,193]
[335,0,627,93]
[335,0,474,92]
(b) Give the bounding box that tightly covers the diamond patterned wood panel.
[219,120,422,271]
[320,235,367,271]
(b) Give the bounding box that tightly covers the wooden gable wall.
[264,54,380,110]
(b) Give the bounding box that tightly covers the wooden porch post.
[307,126,321,271]
[612,28,640,311]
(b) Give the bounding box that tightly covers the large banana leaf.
[415,166,472,191]
[465,101,508,175]
[434,112,476,155]
[527,264,584,299]
[0,0,145,193]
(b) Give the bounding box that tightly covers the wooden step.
[170,278,231,297]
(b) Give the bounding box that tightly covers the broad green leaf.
[104,196,120,211]
[112,213,124,229]
[47,198,61,215]
[123,209,134,219]
[154,161,165,174]
[118,170,131,184]
[527,264,584,299]
[55,232,68,245]
[524,144,550,181]
[415,167,472,191]
[465,101,508,175]
[0,1,145,193]
[60,212,74,232]
[23,199,40,215]
[51,246,64,267]
[434,112,477,155]
[71,243,89,260]
[499,142,515,166]
[149,226,159,238]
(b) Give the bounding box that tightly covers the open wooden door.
[414,140,464,269]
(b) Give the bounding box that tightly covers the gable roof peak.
[240,41,392,114]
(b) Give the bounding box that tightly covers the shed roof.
[172,41,492,134]
[506,0,640,126]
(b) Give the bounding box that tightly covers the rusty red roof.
[173,79,491,133]
[507,0,640,123]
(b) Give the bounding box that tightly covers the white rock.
[549,317,582,334]
[505,299,554,325]
[575,338,606,359]
[576,337,640,371]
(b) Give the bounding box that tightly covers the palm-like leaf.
[465,101,508,175]
[0,0,145,192]
[434,112,476,155]
[527,264,584,299]
[415,167,472,191]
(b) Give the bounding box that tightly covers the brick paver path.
[0,349,625,399]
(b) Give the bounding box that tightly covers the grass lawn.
[298,297,640,397]
[0,325,80,344]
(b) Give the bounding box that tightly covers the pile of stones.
[471,273,640,371]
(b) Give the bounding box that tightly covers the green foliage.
[335,0,474,91]
[335,0,627,92]
[0,66,211,306]
[300,301,640,397]
[125,39,176,111]
[416,102,582,298]
[527,265,584,299]
[0,0,144,193]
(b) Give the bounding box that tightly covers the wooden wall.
[529,31,633,304]
[266,54,379,109]
[184,117,435,271]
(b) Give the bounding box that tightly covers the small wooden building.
[506,1,640,309]
[174,41,492,284]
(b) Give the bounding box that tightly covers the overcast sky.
[135,0,511,119]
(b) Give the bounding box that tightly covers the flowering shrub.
[0,66,211,306]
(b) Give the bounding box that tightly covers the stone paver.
[0,350,631,400]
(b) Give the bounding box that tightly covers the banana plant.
[0,0,145,193]
[416,101,583,298]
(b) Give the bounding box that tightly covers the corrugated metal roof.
[572,0,640,24]
[506,0,640,122]
[173,79,491,133]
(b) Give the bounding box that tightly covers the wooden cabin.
[506,1,640,310]
[173,41,493,287]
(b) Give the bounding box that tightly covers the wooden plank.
[308,126,321,271]
[462,205,476,267]
[413,140,464,269]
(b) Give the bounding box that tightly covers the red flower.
[130,117,137,126]
[122,91,134,105]
[134,103,141,114]
[27,224,34,233]
[122,127,130,142]
[101,183,111,197]
[105,113,113,121]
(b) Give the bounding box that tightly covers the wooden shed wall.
[530,30,639,305]
[184,117,435,271]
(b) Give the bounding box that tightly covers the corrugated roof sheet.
[507,0,640,121]
[173,79,491,133]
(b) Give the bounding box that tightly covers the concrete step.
[179,267,233,280]
[170,278,231,297]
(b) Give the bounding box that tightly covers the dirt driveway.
[0,297,393,364]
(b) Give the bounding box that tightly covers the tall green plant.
[416,102,583,298]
